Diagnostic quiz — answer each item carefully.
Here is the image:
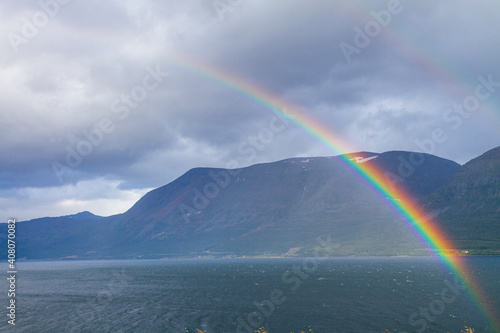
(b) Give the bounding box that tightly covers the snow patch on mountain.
[350,155,379,164]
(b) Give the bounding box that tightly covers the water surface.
[0,257,498,332]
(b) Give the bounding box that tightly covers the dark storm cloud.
[1,0,499,219]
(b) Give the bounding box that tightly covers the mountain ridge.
[2,148,499,259]
[424,146,500,254]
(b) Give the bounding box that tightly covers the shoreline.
[10,253,500,263]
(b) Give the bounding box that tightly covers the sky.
[1,0,499,220]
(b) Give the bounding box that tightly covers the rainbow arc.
[165,52,500,332]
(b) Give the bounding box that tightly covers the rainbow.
[340,0,500,130]
[161,52,500,331]
[60,6,499,329]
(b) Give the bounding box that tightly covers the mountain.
[0,212,104,259]
[107,151,459,258]
[424,146,500,254]
[1,150,466,260]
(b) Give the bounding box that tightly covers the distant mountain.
[0,150,467,260]
[107,151,459,258]
[424,146,500,254]
[0,212,104,259]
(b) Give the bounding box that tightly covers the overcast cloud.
[1,0,499,220]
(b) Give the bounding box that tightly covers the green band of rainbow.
[32,4,499,328]
[166,52,500,332]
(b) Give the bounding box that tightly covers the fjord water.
[1,258,498,333]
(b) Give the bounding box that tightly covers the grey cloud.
[1,0,499,218]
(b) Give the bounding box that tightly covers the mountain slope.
[0,212,104,259]
[0,150,463,260]
[424,146,500,253]
[111,151,459,258]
